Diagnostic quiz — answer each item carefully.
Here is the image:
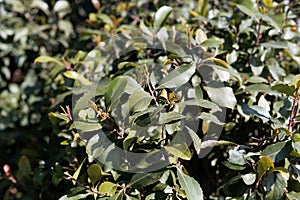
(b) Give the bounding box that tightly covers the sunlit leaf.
[177,167,203,200]
[153,6,173,33]
[34,55,64,66]
[157,64,195,89]
[257,156,274,178]
[98,182,117,196]
[63,71,92,86]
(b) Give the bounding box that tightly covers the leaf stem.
[288,89,299,135]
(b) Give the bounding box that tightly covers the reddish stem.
[288,89,299,135]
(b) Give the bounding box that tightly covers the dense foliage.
[1,0,300,199]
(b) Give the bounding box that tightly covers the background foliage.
[1,0,300,199]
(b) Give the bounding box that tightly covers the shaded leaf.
[198,112,224,125]
[87,164,103,185]
[158,111,185,124]
[271,84,295,96]
[261,141,293,162]
[128,172,164,189]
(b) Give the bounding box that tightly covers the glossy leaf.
[34,55,64,66]
[153,6,173,33]
[72,158,86,185]
[205,85,236,109]
[63,71,92,86]
[257,156,274,178]
[98,182,117,196]
[261,141,293,162]
[157,64,195,89]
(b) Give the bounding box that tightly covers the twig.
[65,173,101,195]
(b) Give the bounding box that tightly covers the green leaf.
[34,55,64,66]
[48,112,70,124]
[203,57,242,85]
[177,167,203,200]
[223,161,246,170]
[63,71,92,86]
[195,28,207,44]
[262,13,284,32]
[87,164,103,185]
[228,147,246,165]
[197,0,208,16]
[265,173,287,200]
[267,58,285,81]
[262,0,272,8]
[72,158,86,185]
[286,191,300,200]
[291,74,300,88]
[239,104,271,122]
[257,156,274,178]
[236,0,259,20]
[153,6,173,33]
[164,143,192,160]
[98,182,117,196]
[71,120,101,133]
[200,37,224,47]
[178,99,220,112]
[205,84,236,109]
[198,112,224,125]
[292,133,300,143]
[200,140,237,149]
[128,172,164,189]
[109,190,124,200]
[128,90,153,114]
[241,173,256,185]
[261,41,288,49]
[158,111,185,124]
[98,14,113,25]
[186,127,201,155]
[261,141,293,162]
[271,83,295,96]
[18,155,31,177]
[157,64,195,89]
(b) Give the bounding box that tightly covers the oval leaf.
[177,167,204,200]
